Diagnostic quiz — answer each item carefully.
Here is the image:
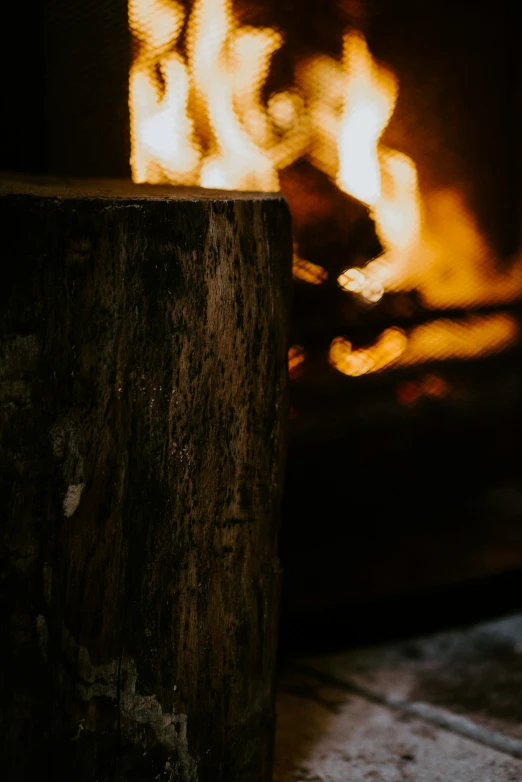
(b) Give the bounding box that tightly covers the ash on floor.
[274,614,522,782]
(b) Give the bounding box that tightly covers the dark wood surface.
[0,178,292,781]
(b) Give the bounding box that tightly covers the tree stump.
[0,177,292,782]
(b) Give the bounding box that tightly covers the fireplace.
[5,0,521,634]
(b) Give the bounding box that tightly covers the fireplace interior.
[4,0,522,645]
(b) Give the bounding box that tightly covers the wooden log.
[279,160,382,276]
[0,177,292,782]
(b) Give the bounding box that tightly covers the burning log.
[280,159,382,276]
[0,177,292,782]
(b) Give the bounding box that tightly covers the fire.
[288,345,306,378]
[335,31,421,297]
[128,3,521,370]
[329,328,407,377]
[333,32,521,309]
[130,0,286,189]
[397,374,451,405]
[337,33,398,208]
[399,313,519,366]
[295,55,344,180]
[293,255,328,286]
[419,190,522,310]
[129,0,308,190]
[329,313,518,376]
[129,0,200,184]
[186,0,280,190]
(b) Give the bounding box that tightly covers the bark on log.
[0,177,292,782]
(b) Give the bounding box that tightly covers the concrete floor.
[274,614,522,781]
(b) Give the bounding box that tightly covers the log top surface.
[0,174,285,202]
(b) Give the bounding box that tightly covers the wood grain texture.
[0,178,292,782]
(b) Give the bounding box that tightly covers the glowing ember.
[421,374,451,399]
[329,328,407,376]
[288,345,306,378]
[397,374,451,405]
[293,256,328,286]
[330,314,518,376]
[337,263,385,303]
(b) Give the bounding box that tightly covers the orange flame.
[129,0,200,184]
[336,31,421,297]
[333,31,521,310]
[128,4,521,368]
[186,0,280,190]
[337,33,398,207]
[129,0,297,190]
[419,190,522,310]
